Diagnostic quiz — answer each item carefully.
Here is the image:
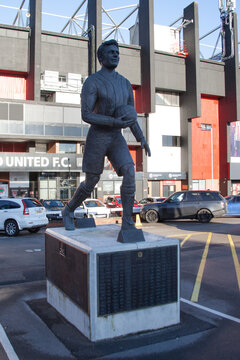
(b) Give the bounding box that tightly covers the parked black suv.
[140,190,226,223]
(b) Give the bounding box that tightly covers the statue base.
[45,225,180,341]
[75,217,96,228]
[117,228,145,243]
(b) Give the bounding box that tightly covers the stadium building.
[0,0,239,200]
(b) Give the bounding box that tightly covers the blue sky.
[0,0,239,58]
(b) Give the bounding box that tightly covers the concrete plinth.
[45,225,180,342]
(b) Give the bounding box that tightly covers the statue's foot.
[62,205,75,230]
[121,217,136,231]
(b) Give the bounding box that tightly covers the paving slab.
[27,297,215,360]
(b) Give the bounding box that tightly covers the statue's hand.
[141,138,151,156]
[113,117,136,129]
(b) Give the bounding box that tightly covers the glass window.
[169,192,185,202]
[103,181,114,194]
[45,125,63,136]
[201,124,212,131]
[192,180,206,190]
[82,126,89,137]
[49,180,57,189]
[39,172,57,200]
[40,180,48,189]
[0,200,21,209]
[25,124,44,135]
[0,200,7,210]
[59,143,77,154]
[23,199,42,207]
[59,172,77,200]
[171,93,180,106]
[60,188,68,199]
[85,200,104,207]
[43,200,64,208]
[114,181,121,194]
[185,192,201,201]
[49,189,57,199]
[163,185,175,197]
[9,122,23,134]
[162,135,180,147]
[64,127,82,137]
[202,191,222,201]
[59,74,66,83]
[155,92,180,107]
[39,189,48,200]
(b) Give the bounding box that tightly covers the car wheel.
[145,209,159,223]
[5,220,19,236]
[28,228,41,233]
[197,209,212,223]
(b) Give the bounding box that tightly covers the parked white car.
[74,198,110,218]
[0,198,48,236]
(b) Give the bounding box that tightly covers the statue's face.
[101,45,119,69]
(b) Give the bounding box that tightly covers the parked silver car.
[139,197,166,204]
[74,199,110,218]
[140,190,226,223]
[42,200,65,220]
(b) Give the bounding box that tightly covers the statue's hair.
[97,39,119,63]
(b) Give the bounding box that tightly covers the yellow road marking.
[228,235,240,291]
[191,232,212,303]
[167,232,207,238]
[180,234,192,247]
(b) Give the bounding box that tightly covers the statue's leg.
[62,173,100,230]
[120,163,136,230]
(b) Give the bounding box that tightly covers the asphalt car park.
[0,217,240,359]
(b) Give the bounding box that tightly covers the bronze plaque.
[45,233,89,314]
[98,246,178,316]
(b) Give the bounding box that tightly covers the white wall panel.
[148,105,181,173]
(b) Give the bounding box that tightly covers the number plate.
[36,209,43,214]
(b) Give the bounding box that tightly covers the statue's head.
[97,39,119,69]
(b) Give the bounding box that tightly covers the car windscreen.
[85,200,104,207]
[23,199,42,207]
[43,200,64,208]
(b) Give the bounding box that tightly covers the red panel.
[163,180,176,185]
[132,86,145,114]
[0,142,26,152]
[192,97,220,179]
[129,146,143,172]
[0,74,26,100]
